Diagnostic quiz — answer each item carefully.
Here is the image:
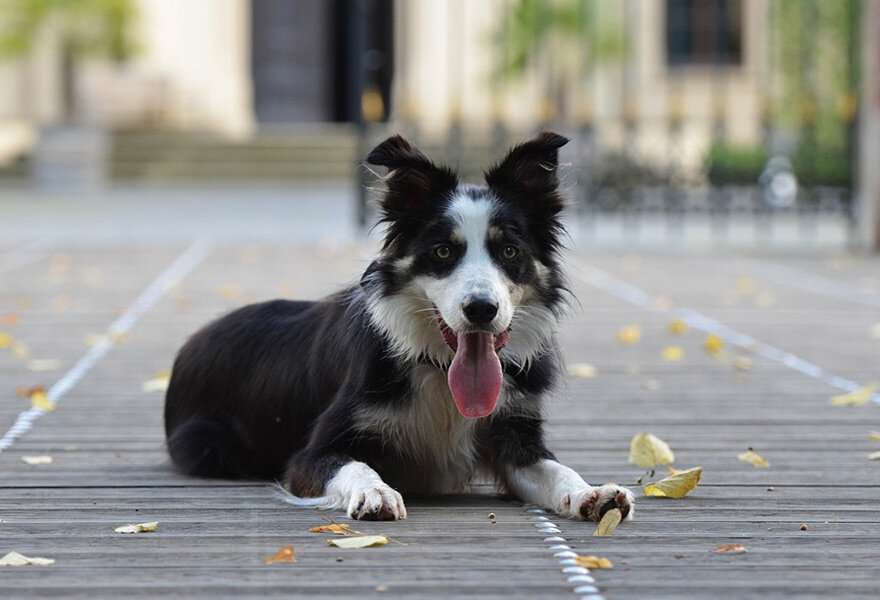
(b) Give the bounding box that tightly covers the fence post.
[858,0,880,251]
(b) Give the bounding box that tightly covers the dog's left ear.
[485,132,568,196]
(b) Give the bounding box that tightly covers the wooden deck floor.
[1,241,878,599]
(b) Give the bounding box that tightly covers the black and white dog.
[164,132,634,522]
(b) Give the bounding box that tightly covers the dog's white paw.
[562,484,635,522]
[346,483,407,521]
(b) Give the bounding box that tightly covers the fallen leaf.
[0,331,12,348]
[616,324,641,345]
[11,341,28,358]
[309,523,356,535]
[264,545,296,564]
[868,432,880,442]
[733,355,753,371]
[643,466,703,499]
[662,346,684,361]
[567,363,597,378]
[574,555,613,569]
[703,334,724,356]
[593,508,622,537]
[142,370,171,393]
[868,451,880,461]
[831,385,877,407]
[0,313,20,326]
[327,535,389,549]
[21,455,53,465]
[735,276,758,295]
[114,521,159,534]
[29,389,55,412]
[27,359,61,372]
[714,543,747,554]
[668,319,689,335]
[738,450,769,468]
[629,433,675,468]
[0,551,54,566]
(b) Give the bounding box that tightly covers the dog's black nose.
[463,297,498,326]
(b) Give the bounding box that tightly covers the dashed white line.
[571,260,880,405]
[0,239,211,453]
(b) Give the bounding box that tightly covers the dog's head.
[361,133,569,417]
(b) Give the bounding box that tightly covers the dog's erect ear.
[366,135,458,216]
[485,132,569,195]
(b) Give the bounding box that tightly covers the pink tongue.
[448,331,503,418]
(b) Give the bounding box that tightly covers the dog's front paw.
[346,484,407,521]
[565,484,635,522]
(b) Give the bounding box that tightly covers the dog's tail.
[166,416,253,478]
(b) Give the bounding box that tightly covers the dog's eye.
[502,245,520,260]
[432,245,453,261]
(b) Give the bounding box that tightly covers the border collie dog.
[164,132,634,522]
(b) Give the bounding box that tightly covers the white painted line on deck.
[0,239,211,453]
[571,260,880,405]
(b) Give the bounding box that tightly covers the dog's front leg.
[285,453,407,521]
[505,458,634,522]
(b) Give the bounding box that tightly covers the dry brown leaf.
[114,521,159,534]
[629,433,675,468]
[868,432,880,442]
[574,555,613,569]
[21,455,53,465]
[714,543,747,554]
[831,385,877,407]
[662,346,684,362]
[593,508,622,537]
[326,535,389,549]
[643,466,702,499]
[667,319,689,335]
[0,313,20,326]
[309,523,356,535]
[616,325,641,345]
[738,450,769,468]
[0,551,54,566]
[567,363,597,378]
[264,545,296,564]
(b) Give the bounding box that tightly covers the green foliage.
[706,144,769,185]
[493,0,624,81]
[706,142,851,187]
[0,0,138,61]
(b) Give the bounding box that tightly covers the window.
[666,0,743,66]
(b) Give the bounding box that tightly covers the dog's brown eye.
[433,245,452,261]
[502,245,519,260]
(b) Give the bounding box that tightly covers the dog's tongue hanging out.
[447,331,503,418]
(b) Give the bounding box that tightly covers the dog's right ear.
[366,135,458,217]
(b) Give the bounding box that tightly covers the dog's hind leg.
[282,453,407,521]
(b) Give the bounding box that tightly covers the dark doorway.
[250,0,394,124]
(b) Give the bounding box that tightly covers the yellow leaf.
[704,335,724,356]
[327,535,389,549]
[628,432,675,468]
[567,363,597,378]
[714,543,747,554]
[0,331,12,349]
[738,450,769,468]
[667,319,689,335]
[0,551,55,566]
[309,523,356,535]
[643,466,702,499]
[831,385,877,407]
[735,276,757,295]
[574,555,613,569]
[593,508,622,537]
[616,325,641,345]
[21,455,53,465]
[868,432,880,442]
[868,451,880,461]
[264,545,296,564]
[29,389,55,412]
[11,341,28,358]
[114,521,159,534]
[142,371,171,393]
[661,346,684,362]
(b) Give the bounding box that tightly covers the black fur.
[164,132,571,507]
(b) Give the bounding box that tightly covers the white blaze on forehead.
[448,194,496,247]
